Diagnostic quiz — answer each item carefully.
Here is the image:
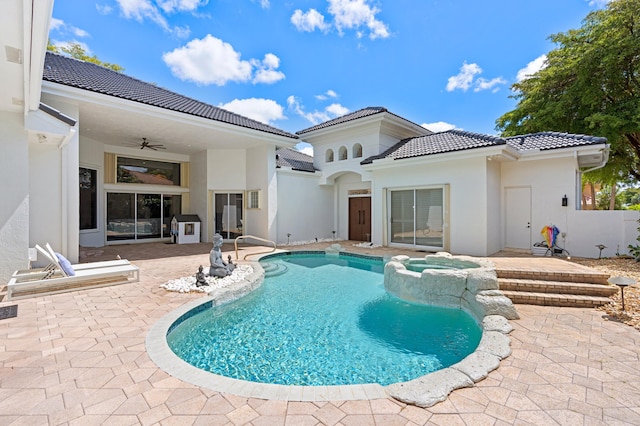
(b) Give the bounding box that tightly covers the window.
[116,157,180,186]
[353,143,363,158]
[338,146,348,160]
[247,190,260,209]
[325,149,334,163]
[79,167,97,230]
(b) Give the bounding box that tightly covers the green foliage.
[47,41,124,72]
[496,0,640,181]
[596,184,623,209]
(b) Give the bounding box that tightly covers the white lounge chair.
[7,244,139,301]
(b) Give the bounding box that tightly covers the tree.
[496,0,640,183]
[47,41,124,73]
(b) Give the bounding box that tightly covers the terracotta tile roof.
[361,130,607,165]
[296,106,423,135]
[276,147,316,172]
[42,52,298,140]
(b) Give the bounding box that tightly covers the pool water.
[167,253,482,386]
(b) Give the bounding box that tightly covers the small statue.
[195,265,208,287]
[209,233,236,278]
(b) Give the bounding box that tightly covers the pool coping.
[146,250,513,406]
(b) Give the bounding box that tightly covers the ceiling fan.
[139,137,166,150]
[127,137,166,151]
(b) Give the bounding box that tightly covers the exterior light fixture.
[562,194,568,207]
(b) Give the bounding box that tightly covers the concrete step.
[501,290,613,308]
[498,278,617,297]
[495,269,609,285]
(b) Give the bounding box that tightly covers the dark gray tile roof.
[361,130,505,164]
[42,52,298,140]
[296,106,423,135]
[39,102,77,126]
[276,147,316,172]
[505,132,607,151]
[361,130,607,165]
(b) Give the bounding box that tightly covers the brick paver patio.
[1,242,639,425]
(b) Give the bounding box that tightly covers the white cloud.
[291,9,329,32]
[219,98,285,125]
[287,96,349,125]
[588,0,611,7]
[422,121,458,133]
[116,0,170,30]
[163,35,252,85]
[516,54,547,82]
[292,0,389,40]
[71,26,90,38]
[251,53,285,84]
[50,18,64,31]
[96,4,113,14]
[446,62,506,93]
[316,89,338,101]
[446,62,482,92]
[474,77,507,93]
[326,103,349,116]
[328,0,390,39]
[252,0,270,8]
[297,143,314,156]
[156,0,208,14]
[163,36,285,86]
[114,0,198,36]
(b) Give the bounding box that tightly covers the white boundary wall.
[565,210,640,258]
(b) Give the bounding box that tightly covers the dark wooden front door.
[349,197,371,241]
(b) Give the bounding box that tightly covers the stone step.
[498,278,617,297]
[495,269,609,285]
[501,290,613,308]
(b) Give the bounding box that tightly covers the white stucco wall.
[566,210,640,258]
[208,149,246,190]
[190,150,209,242]
[369,156,490,256]
[501,156,578,250]
[78,136,105,247]
[0,112,31,282]
[276,169,334,244]
[486,158,502,255]
[245,145,277,241]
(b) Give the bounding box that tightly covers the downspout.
[577,146,610,210]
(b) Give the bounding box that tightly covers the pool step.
[500,290,612,308]
[498,278,617,297]
[496,269,616,308]
[260,262,288,278]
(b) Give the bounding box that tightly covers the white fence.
[562,210,640,258]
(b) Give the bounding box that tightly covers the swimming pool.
[166,252,482,386]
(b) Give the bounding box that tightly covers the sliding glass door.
[107,192,181,242]
[214,193,244,240]
[389,187,444,249]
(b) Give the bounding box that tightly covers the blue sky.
[49,0,611,154]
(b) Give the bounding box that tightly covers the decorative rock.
[160,264,254,294]
[451,350,501,382]
[475,292,520,320]
[387,368,474,408]
[482,315,513,334]
[477,330,512,359]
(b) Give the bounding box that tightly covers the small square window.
[247,190,260,209]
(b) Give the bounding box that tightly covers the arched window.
[325,149,334,163]
[352,143,363,158]
[338,146,348,161]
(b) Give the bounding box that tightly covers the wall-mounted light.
[562,194,568,207]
